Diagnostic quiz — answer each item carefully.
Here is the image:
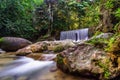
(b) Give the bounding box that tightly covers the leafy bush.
[105,0,114,9]
[0,0,43,40]
[114,8,120,20]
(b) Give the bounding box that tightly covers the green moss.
[94,31,103,37]
[87,31,105,45]
[105,36,116,52]
[57,54,64,64]
[105,34,120,53]
[114,22,120,32]
[96,60,111,79]
[87,38,108,49]
[0,38,4,43]
[0,38,4,42]
[53,45,64,53]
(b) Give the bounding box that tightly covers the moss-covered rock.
[106,34,120,54]
[87,33,113,49]
[57,43,120,79]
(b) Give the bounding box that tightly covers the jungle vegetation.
[0,0,119,41]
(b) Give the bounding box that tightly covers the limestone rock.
[16,40,75,55]
[16,41,48,55]
[0,37,32,51]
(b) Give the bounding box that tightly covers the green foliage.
[0,38,4,43]
[105,0,114,9]
[114,22,120,33]
[114,8,120,20]
[87,32,108,47]
[94,31,103,37]
[53,45,64,52]
[80,1,100,28]
[87,37,108,49]
[96,60,111,79]
[34,0,43,6]
[105,34,120,53]
[0,0,43,40]
[57,54,64,64]
[35,0,91,36]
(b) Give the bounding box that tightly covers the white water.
[0,57,56,80]
[60,28,88,41]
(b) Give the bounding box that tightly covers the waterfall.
[0,57,56,80]
[60,28,88,41]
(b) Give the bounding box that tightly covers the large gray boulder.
[0,37,32,51]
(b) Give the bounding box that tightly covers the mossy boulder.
[0,37,32,51]
[57,43,120,79]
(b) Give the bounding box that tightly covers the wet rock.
[0,48,6,54]
[27,53,56,61]
[27,53,42,60]
[57,43,119,79]
[16,41,48,55]
[16,40,75,55]
[39,54,57,61]
[0,37,32,51]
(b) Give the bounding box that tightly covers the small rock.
[39,54,57,61]
[0,48,6,54]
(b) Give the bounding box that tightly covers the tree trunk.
[96,0,113,33]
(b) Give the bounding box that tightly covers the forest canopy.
[0,0,119,40]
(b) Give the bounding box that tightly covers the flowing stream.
[0,53,92,80]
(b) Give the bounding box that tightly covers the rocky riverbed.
[0,53,92,80]
[0,33,119,80]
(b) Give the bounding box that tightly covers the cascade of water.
[60,28,89,41]
[0,57,56,80]
[79,28,88,40]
